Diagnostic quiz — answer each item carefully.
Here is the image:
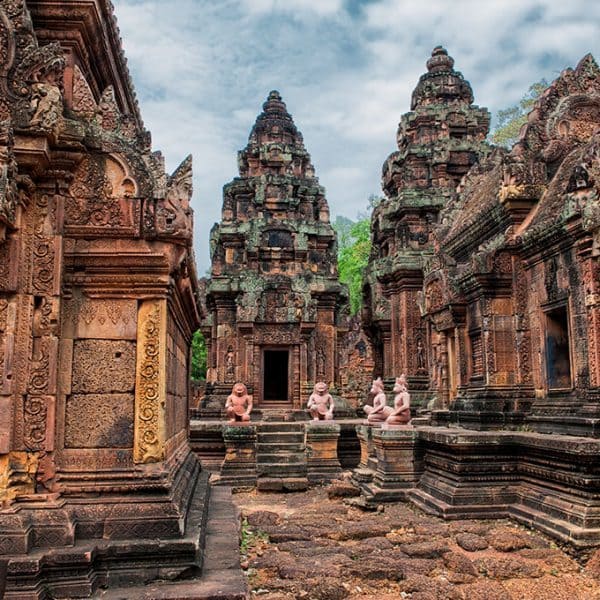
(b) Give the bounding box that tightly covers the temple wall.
[0,1,205,593]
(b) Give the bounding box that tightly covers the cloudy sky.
[112,0,600,273]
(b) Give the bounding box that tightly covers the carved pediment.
[65,153,139,234]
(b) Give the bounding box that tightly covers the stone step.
[257,434,305,442]
[256,453,307,465]
[256,438,305,450]
[256,463,307,477]
[257,477,309,492]
[256,442,306,450]
[258,423,306,433]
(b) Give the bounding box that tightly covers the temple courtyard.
[235,484,600,600]
[1,0,599,598]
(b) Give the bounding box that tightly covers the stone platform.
[351,423,600,548]
[358,425,423,503]
[198,419,362,490]
[3,461,210,598]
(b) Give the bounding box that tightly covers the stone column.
[218,424,257,488]
[306,422,341,484]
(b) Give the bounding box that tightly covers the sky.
[111,0,600,273]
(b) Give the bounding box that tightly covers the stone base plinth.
[409,427,600,548]
[361,426,423,502]
[217,425,257,488]
[352,424,377,486]
[306,422,342,484]
[2,452,210,599]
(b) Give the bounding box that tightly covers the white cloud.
[240,0,343,16]
[112,0,600,273]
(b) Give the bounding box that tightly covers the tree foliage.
[490,79,548,148]
[335,215,372,315]
[190,329,207,381]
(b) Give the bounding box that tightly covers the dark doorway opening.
[545,307,572,389]
[263,350,289,402]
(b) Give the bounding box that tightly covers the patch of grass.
[240,517,269,556]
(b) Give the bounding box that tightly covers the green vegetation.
[490,79,548,148]
[240,517,269,555]
[334,208,373,315]
[190,329,207,381]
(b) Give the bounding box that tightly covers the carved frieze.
[253,324,300,345]
[134,299,167,464]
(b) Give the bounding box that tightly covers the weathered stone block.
[218,425,257,487]
[306,421,342,484]
[76,299,137,340]
[65,394,134,448]
[360,426,423,502]
[352,424,377,485]
[72,339,136,393]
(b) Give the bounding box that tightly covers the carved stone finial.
[426,46,455,73]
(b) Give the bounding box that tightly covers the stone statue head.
[371,377,384,393]
[232,382,247,397]
[314,381,328,395]
[394,374,408,392]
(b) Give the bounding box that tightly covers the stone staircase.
[256,422,308,491]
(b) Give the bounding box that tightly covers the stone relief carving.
[134,300,166,464]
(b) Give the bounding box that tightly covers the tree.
[335,216,372,315]
[190,330,207,381]
[490,79,548,148]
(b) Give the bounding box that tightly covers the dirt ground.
[232,483,600,600]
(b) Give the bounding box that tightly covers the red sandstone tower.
[201,91,349,414]
[362,46,491,406]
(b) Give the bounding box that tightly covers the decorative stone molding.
[134,299,167,464]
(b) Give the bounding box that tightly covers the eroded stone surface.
[65,394,134,448]
[234,487,600,600]
[72,340,136,393]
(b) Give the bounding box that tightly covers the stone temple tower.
[202,91,349,413]
[362,47,491,405]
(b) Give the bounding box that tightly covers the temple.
[358,47,600,546]
[362,46,492,406]
[0,1,225,597]
[201,91,349,414]
[1,1,600,594]
[422,52,600,431]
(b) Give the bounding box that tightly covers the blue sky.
[112,0,600,273]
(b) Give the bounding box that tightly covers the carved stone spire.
[203,91,349,411]
[239,90,313,180]
[411,46,474,109]
[249,90,300,145]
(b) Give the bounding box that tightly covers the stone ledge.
[99,487,247,600]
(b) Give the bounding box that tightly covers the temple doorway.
[545,307,572,389]
[263,349,289,403]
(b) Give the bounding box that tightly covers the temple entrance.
[262,349,289,403]
[545,307,572,389]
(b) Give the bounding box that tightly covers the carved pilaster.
[134,299,167,464]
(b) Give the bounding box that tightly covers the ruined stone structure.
[202,91,349,413]
[423,53,600,431]
[362,47,491,406]
[0,1,219,596]
[358,49,600,547]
